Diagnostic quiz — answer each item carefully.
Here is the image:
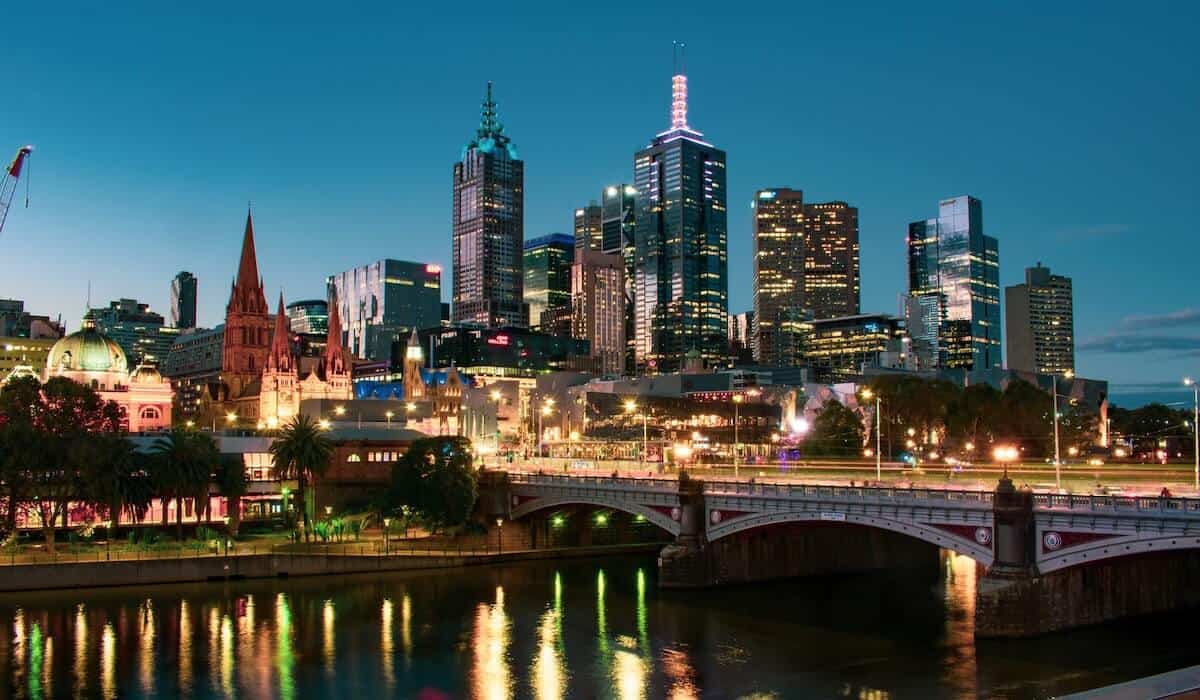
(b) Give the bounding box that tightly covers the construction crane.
[0,145,33,237]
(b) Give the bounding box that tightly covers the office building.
[727,310,754,365]
[804,314,910,383]
[752,188,805,365]
[523,233,574,331]
[90,298,180,367]
[0,299,63,339]
[328,259,442,361]
[633,65,728,372]
[574,202,603,253]
[452,82,526,328]
[601,184,637,373]
[1005,263,1074,375]
[571,249,625,375]
[170,271,198,330]
[906,195,1000,370]
[163,325,225,418]
[0,337,58,383]
[414,326,591,378]
[803,201,860,319]
[286,299,329,335]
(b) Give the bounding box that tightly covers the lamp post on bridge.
[1052,369,1074,491]
[860,388,882,484]
[624,399,647,466]
[1186,378,1199,492]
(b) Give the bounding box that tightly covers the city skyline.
[2,2,1198,400]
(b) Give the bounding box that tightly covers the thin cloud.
[1078,334,1200,354]
[1120,308,1200,331]
[1053,223,1133,239]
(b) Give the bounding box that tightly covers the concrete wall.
[976,550,1200,638]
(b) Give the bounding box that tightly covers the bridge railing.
[1034,493,1200,514]
[507,472,680,492]
[702,479,994,504]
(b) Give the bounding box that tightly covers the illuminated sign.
[486,334,510,346]
[758,191,776,200]
[425,264,442,274]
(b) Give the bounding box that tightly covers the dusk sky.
[3,1,1197,405]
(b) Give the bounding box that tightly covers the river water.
[0,553,1196,699]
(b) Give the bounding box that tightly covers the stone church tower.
[258,294,298,422]
[221,211,271,399]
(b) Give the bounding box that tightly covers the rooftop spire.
[266,292,293,372]
[236,209,260,291]
[477,81,504,139]
[324,288,348,377]
[670,41,689,131]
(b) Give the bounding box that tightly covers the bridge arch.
[509,495,681,537]
[706,510,996,566]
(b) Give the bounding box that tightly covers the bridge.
[479,470,1200,638]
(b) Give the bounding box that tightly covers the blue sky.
[2,1,1197,404]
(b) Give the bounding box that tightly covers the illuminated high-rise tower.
[452,83,526,328]
[632,47,728,373]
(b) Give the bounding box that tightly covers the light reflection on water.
[0,552,1198,699]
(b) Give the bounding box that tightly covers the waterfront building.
[42,311,173,432]
[286,299,329,335]
[804,313,911,384]
[572,249,625,375]
[90,298,180,367]
[574,202,603,253]
[601,184,637,374]
[414,326,591,379]
[523,233,574,331]
[452,82,526,328]
[752,188,805,365]
[0,299,63,339]
[803,201,860,319]
[906,195,1000,370]
[633,65,728,372]
[328,259,442,361]
[170,271,198,330]
[1005,263,1075,375]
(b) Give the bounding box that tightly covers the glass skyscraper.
[170,271,197,330]
[602,184,637,374]
[803,201,860,319]
[452,83,526,328]
[523,233,574,331]
[752,188,805,365]
[906,195,1001,370]
[574,203,603,254]
[328,259,442,361]
[633,69,728,373]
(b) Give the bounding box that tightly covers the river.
[0,552,1197,699]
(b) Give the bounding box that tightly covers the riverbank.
[0,542,665,593]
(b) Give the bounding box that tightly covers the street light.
[385,410,394,428]
[334,405,347,417]
[732,394,745,478]
[1051,369,1074,490]
[1186,378,1199,491]
[624,399,647,464]
[495,518,504,554]
[539,403,554,458]
[861,388,882,483]
[225,412,237,432]
[318,418,331,430]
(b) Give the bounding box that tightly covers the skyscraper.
[574,203,603,254]
[906,195,1001,370]
[803,201,860,319]
[752,188,805,365]
[328,259,442,360]
[90,298,180,366]
[1005,263,1074,375]
[633,64,728,373]
[522,234,574,332]
[170,271,198,330]
[601,184,637,373]
[452,83,526,328]
[571,249,625,375]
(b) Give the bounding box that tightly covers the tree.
[388,436,477,533]
[80,434,153,542]
[0,376,41,536]
[946,383,1002,449]
[152,430,218,540]
[994,380,1053,459]
[215,454,248,537]
[804,400,865,458]
[269,415,334,543]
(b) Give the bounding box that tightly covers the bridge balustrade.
[1034,493,1200,514]
[701,480,993,505]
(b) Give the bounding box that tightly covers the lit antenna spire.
[671,41,689,130]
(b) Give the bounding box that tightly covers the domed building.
[43,312,173,432]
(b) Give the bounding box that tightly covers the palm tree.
[215,454,248,537]
[269,415,334,543]
[152,430,219,540]
[81,434,153,542]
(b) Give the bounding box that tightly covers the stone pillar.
[991,474,1035,575]
[658,472,710,588]
[475,470,511,521]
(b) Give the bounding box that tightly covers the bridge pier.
[658,473,709,588]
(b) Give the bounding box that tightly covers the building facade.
[452,82,526,328]
[170,271,198,330]
[328,259,441,361]
[574,203,603,253]
[804,313,910,384]
[906,195,1001,370]
[601,184,637,374]
[286,299,329,335]
[522,233,574,331]
[91,298,180,367]
[571,249,625,375]
[633,68,728,373]
[1005,263,1074,375]
[752,188,805,365]
[163,325,224,419]
[803,201,860,319]
[0,299,63,339]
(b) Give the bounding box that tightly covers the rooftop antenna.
[670,41,690,130]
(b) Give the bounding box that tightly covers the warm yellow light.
[672,444,693,460]
[732,394,744,404]
[860,388,874,400]
[185,420,195,428]
[993,445,1019,462]
[225,412,237,423]
[544,397,555,407]
[964,442,975,452]
[318,419,331,430]
[1064,369,1074,379]
[266,416,279,429]
[541,406,552,416]
[623,400,638,413]
[905,439,916,448]
[569,431,580,441]
[1067,446,1079,457]
[490,389,502,402]
[406,402,416,412]
[906,427,916,437]
[385,410,395,419]
[334,406,347,416]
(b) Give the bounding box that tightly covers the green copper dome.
[46,312,128,374]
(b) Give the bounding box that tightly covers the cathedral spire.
[266,293,293,372]
[324,288,348,377]
[228,209,268,315]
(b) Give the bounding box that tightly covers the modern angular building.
[633,67,728,373]
[328,259,442,361]
[0,299,63,339]
[523,233,575,332]
[1005,263,1074,375]
[170,271,198,330]
[601,184,637,373]
[452,83,526,328]
[752,188,805,365]
[804,313,911,384]
[803,201,860,319]
[90,298,180,367]
[571,249,625,375]
[286,299,329,335]
[574,203,603,254]
[906,195,1001,370]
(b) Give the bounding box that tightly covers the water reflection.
[179,599,192,696]
[380,598,394,690]
[472,585,511,700]
[139,599,155,696]
[322,599,335,677]
[274,593,295,700]
[72,604,86,699]
[400,593,412,665]
[99,622,115,700]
